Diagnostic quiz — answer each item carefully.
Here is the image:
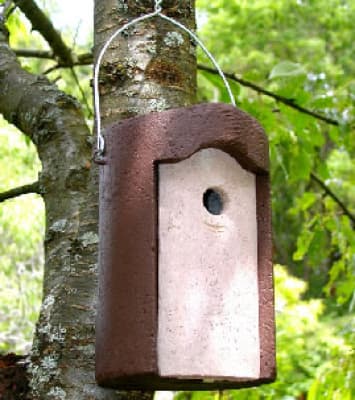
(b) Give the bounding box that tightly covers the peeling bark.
[0,0,196,398]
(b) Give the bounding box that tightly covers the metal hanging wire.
[93,0,236,158]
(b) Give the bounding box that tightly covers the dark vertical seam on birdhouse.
[256,175,263,379]
[154,161,160,372]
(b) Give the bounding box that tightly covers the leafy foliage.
[0,118,44,353]
[196,0,355,306]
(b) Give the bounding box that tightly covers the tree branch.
[310,173,355,226]
[198,64,340,127]
[13,48,342,128]
[70,67,93,117]
[13,0,73,65]
[0,37,90,147]
[14,48,54,59]
[14,49,93,66]
[43,53,92,74]
[0,181,42,203]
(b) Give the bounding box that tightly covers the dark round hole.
[203,189,223,215]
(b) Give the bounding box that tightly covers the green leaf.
[293,229,315,261]
[290,147,313,181]
[300,192,318,211]
[316,162,330,180]
[269,61,306,79]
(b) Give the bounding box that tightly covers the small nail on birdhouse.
[95,103,276,390]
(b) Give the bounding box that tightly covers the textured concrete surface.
[96,103,275,389]
[158,148,260,380]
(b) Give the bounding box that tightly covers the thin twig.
[19,49,92,74]
[0,181,42,203]
[51,75,61,84]
[310,173,355,226]
[14,49,54,59]
[198,64,341,127]
[44,63,62,75]
[44,60,92,75]
[14,49,93,65]
[70,67,93,117]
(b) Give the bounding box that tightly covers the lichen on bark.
[95,0,197,124]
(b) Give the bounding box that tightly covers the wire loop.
[154,0,163,12]
[93,1,235,158]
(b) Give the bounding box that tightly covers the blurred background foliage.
[0,0,354,398]
[0,117,43,353]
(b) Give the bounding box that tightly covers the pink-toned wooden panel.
[158,148,260,380]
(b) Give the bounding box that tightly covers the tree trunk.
[94,0,196,125]
[0,0,196,398]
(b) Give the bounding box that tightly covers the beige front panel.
[158,148,260,380]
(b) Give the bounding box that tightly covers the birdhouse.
[95,103,275,390]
